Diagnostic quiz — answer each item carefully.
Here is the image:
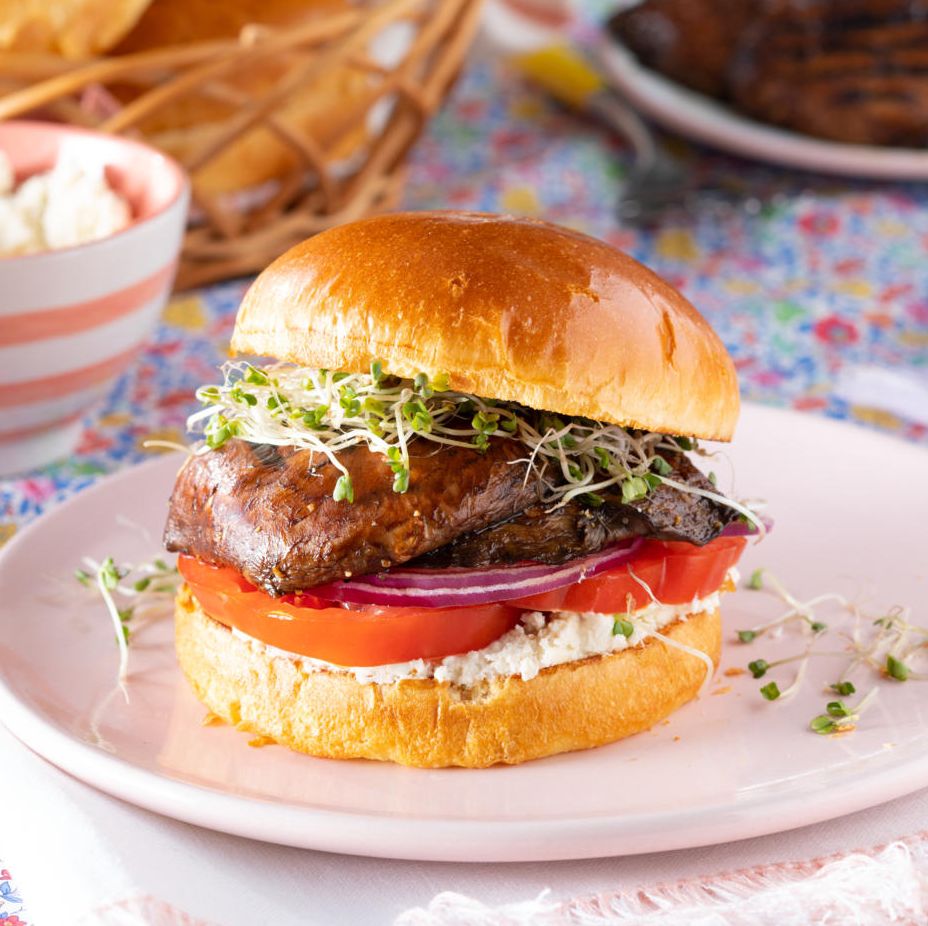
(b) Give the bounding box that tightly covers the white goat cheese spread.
[0,147,131,256]
[230,585,725,687]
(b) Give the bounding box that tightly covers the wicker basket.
[0,0,482,288]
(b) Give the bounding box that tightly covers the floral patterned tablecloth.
[2,19,928,925]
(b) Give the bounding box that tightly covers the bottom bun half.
[175,586,722,768]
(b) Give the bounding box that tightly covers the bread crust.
[231,212,740,440]
[110,0,366,195]
[0,0,152,58]
[175,586,722,768]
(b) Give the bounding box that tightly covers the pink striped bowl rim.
[0,121,189,470]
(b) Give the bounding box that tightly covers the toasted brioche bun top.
[232,212,740,439]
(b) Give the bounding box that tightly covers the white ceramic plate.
[1,404,926,862]
[598,36,928,180]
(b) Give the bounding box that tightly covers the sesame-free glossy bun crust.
[175,585,722,768]
[231,212,740,439]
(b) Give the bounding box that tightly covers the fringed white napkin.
[397,838,928,925]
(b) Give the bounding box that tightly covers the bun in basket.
[111,0,368,195]
[0,0,152,58]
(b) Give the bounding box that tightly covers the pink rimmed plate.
[0,403,926,861]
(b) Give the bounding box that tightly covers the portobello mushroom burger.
[164,211,760,768]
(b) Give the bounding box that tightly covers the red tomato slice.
[177,555,523,667]
[178,536,745,666]
[509,536,747,614]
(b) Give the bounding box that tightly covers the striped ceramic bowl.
[0,121,189,476]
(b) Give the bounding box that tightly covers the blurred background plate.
[598,36,928,181]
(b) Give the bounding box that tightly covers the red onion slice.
[364,561,566,590]
[312,538,644,608]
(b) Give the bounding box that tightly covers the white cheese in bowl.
[0,146,131,256]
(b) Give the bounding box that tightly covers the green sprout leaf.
[650,456,672,476]
[229,385,257,407]
[99,557,124,591]
[748,658,769,679]
[642,472,662,491]
[612,619,634,638]
[363,397,386,418]
[403,399,432,433]
[760,681,781,701]
[594,447,611,470]
[621,476,650,503]
[738,629,757,643]
[204,415,237,449]
[831,681,856,696]
[810,714,837,735]
[886,655,910,681]
[747,568,765,591]
[333,474,354,504]
[302,407,327,430]
[826,700,850,717]
[472,411,498,435]
[243,365,269,386]
[413,373,432,397]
